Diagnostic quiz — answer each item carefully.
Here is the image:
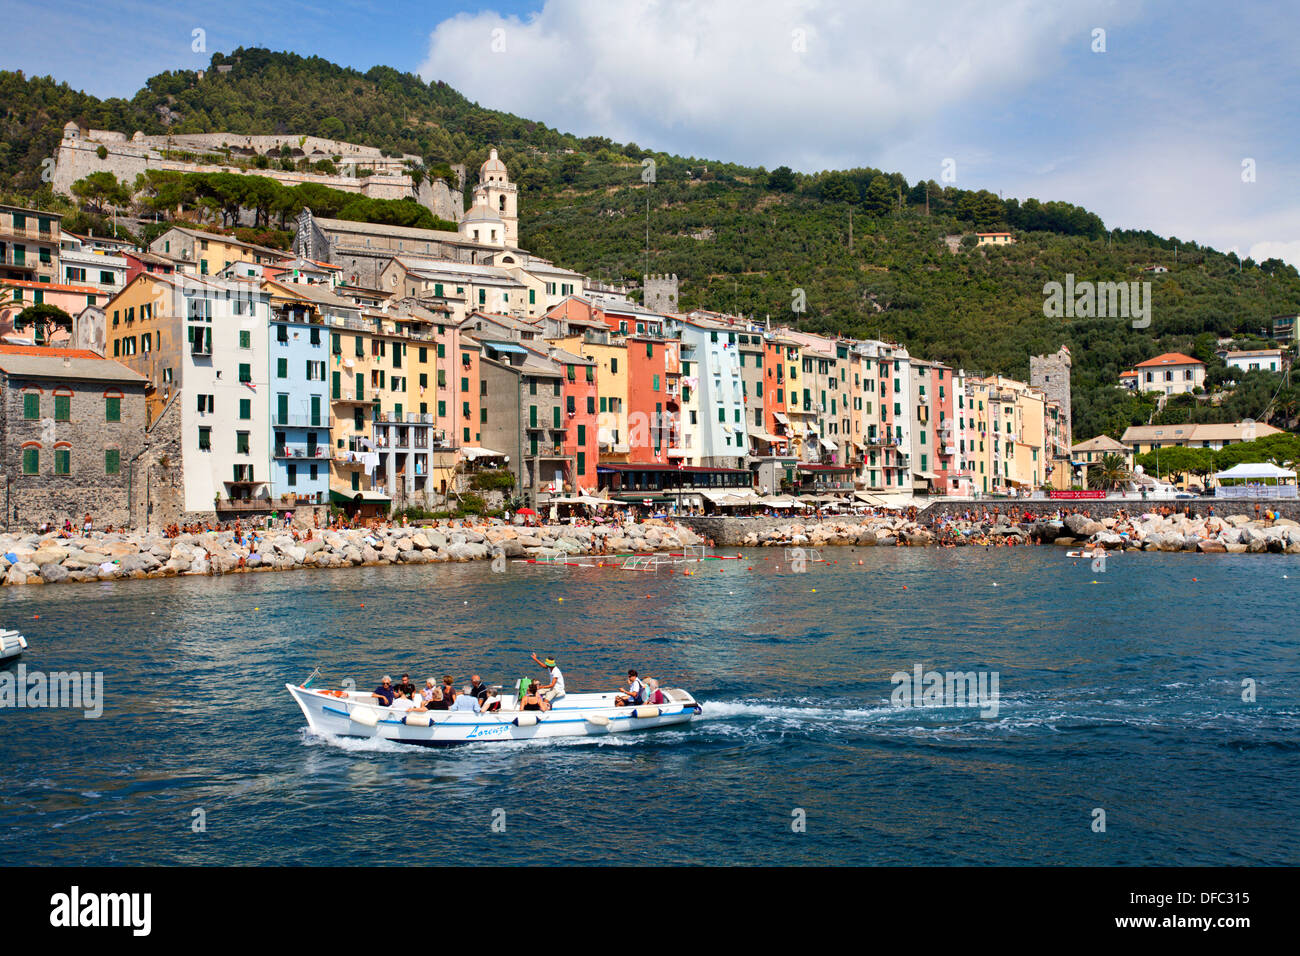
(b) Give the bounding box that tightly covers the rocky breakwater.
[1034,512,1300,554]
[0,519,703,587]
[740,517,941,548]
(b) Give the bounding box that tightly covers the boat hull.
[286,683,699,745]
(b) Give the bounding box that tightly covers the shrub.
[469,469,515,491]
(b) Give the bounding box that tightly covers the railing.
[0,223,56,242]
[274,446,333,460]
[216,498,273,512]
[272,414,331,428]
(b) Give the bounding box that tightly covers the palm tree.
[1088,452,1131,491]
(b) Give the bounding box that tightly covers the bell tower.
[473,147,518,246]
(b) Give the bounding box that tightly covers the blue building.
[266,284,331,506]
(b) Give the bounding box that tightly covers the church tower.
[473,147,518,246]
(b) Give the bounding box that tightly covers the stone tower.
[643,273,679,313]
[1030,345,1072,446]
[472,147,518,246]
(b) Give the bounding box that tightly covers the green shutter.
[24,393,39,420]
[105,397,121,422]
[55,448,70,475]
[240,398,251,420]
[22,448,38,474]
[55,395,71,421]
[105,449,120,474]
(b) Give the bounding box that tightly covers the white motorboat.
[0,629,27,664]
[287,680,701,746]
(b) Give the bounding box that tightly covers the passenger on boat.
[469,674,490,702]
[520,681,547,712]
[395,674,416,698]
[450,686,481,714]
[421,678,438,705]
[614,669,646,707]
[531,653,566,704]
[441,675,457,702]
[646,679,667,705]
[390,690,423,714]
[371,676,397,706]
[482,688,502,712]
[427,688,449,711]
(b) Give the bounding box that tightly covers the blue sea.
[1,547,1297,865]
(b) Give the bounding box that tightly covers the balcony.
[272,413,332,428]
[0,223,56,243]
[274,446,333,460]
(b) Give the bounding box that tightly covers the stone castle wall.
[52,135,462,222]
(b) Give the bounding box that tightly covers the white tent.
[1213,462,1296,480]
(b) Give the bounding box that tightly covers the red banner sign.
[1049,490,1106,499]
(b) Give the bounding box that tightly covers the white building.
[1223,348,1287,375]
[59,231,128,296]
[177,276,274,513]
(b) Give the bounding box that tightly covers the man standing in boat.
[531,653,566,705]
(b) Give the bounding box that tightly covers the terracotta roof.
[1133,352,1203,368]
[0,344,103,360]
[1,278,101,295]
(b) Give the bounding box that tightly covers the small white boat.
[0,629,27,664]
[287,681,701,746]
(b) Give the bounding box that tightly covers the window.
[567,395,576,413]
[239,364,252,384]
[55,395,71,421]
[23,393,39,420]
[577,424,586,445]
[586,396,595,414]
[105,397,121,422]
[277,358,287,379]
[198,426,211,450]
[53,447,71,475]
[236,431,250,455]
[552,406,561,428]
[610,357,618,374]
[22,448,38,474]
[105,449,120,475]
[241,330,252,349]
[653,374,660,391]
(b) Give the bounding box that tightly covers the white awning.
[912,470,938,480]
[749,427,782,443]
[773,412,790,425]
[1213,462,1296,480]
[461,447,508,460]
[820,438,838,451]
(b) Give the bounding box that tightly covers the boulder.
[1197,539,1227,553]
[39,562,69,583]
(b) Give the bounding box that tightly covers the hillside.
[3,48,1299,441]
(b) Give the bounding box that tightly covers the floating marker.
[557,597,564,602]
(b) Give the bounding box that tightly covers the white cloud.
[1247,240,1300,267]
[419,0,1121,170]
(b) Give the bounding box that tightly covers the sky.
[7,0,1300,266]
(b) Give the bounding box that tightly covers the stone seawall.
[679,515,863,547]
[0,520,702,588]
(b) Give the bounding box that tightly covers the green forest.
[3,48,1298,442]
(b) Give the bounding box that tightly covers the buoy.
[558,597,564,602]
[254,607,259,611]
[991,583,998,587]
[1192,578,1197,582]
[902,585,907,590]
[810,588,816,593]
[1091,580,1099,584]
[32,614,39,620]
[463,600,468,605]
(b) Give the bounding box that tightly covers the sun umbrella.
[517,507,538,516]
